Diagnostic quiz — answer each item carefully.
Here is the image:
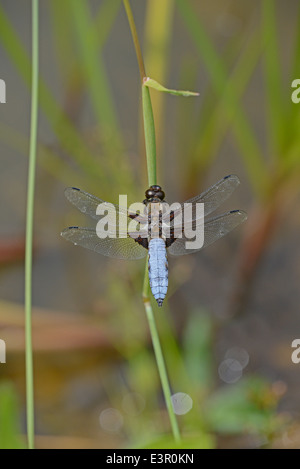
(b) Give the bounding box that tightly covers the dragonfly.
[61,174,247,307]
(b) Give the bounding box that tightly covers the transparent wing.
[61,227,147,260]
[64,187,148,236]
[65,187,144,221]
[168,210,247,256]
[65,187,115,220]
[163,174,240,224]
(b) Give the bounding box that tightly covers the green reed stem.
[25,0,39,449]
[123,0,156,186]
[142,267,181,444]
[123,0,146,82]
[123,0,180,443]
[142,84,157,186]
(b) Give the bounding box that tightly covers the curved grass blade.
[144,77,199,97]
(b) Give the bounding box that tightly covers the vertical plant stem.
[142,84,157,186]
[123,0,146,82]
[142,267,181,443]
[25,0,39,450]
[144,0,174,155]
[123,0,180,443]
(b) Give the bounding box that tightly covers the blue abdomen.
[148,238,168,307]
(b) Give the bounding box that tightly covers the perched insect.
[61,175,247,306]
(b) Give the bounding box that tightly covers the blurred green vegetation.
[0,0,299,449]
[0,383,24,449]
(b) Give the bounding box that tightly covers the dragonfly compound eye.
[145,189,156,199]
[155,190,165,200]
[150,185,162,191]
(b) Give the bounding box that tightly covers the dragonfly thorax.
[147,201,169,240]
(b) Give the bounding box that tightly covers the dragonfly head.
[145,185,165,203]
